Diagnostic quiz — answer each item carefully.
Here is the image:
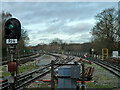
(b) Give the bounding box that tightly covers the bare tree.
[91,8,119,55]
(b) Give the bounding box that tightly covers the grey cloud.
[39,38,49,41]
[41,20,93,35]
[68,34,91,43]
[3,2,117,25]
[2,2,118,45]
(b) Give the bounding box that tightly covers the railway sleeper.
[84,67,94,81]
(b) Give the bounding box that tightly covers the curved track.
[86,57,120,78]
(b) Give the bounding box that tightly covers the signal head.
[4,18,21,41]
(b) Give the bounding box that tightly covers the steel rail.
[1,54,74,90]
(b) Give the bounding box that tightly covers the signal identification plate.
[6,39,17,44]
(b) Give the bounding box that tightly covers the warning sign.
[112,51,118,57]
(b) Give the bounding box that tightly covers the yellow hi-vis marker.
[62,50,64,54]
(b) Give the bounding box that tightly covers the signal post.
[4,18,21,90]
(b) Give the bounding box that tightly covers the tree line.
[33,38,92,54]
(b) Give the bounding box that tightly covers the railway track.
[50,53,120,78]
[1,53,40,65]
[1,53,74,90]
[86,57,120,78]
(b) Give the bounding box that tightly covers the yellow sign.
[102,48,108,59]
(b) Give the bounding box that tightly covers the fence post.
[81,61,85,90]
[51,60,55,90]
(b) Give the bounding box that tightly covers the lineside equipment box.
[8,62,17,72]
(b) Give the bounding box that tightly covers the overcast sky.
[2,2,118,46]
